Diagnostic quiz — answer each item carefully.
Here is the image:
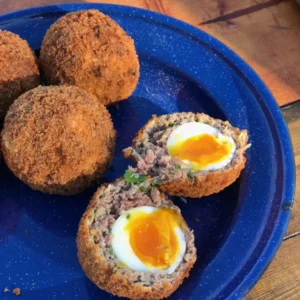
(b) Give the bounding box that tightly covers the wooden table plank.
[0,0,300,105]
[282,101,300,237]
[247,235,300,300]
[199,0,300,106]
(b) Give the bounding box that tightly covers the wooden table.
[1,0,299,299]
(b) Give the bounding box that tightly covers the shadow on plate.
[176,81,226,120]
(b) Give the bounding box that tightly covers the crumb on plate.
[13,288,21,296]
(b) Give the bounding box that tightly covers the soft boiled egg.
[111,206,186,274]
[167,122,236,171]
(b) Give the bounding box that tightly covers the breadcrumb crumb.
[13,288,21,296]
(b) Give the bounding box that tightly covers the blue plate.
[0,4,295,300]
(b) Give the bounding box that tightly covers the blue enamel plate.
[0,4,295,300]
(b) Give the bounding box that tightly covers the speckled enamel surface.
[0,4,295,300]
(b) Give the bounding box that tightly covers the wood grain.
[198,0,300,106]
[0,0,300,105]
[282,101,300,237]
[246,235,300,300]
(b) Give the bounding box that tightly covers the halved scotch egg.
[77,178,196,299]
[124,112,250,198]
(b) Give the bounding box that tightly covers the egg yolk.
[168,133,233,170]
[125,209,183,270]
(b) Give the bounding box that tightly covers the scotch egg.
[166,122,236,171]
[111,206,186,274]
[77,177,197,298]
[124,112,249,198]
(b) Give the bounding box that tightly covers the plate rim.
[0,3,295,299]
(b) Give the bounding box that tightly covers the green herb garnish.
[173,165,182,171]
[187,171,195,184]
[154,178,162,186]
[124,170,146,184]
[168,122,175,127]
[146,188,153,197]
[139,185,154,195]
[109,248,114,256]
[126,214,131,219]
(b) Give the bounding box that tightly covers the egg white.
[111,206,186,274]
[166,122,236,171]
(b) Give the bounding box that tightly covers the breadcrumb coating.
[40,9,139,106]
[1,85,116,195]
[0,30,40,120]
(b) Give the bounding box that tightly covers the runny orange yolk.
[168,133,233,170]
[125,209,183,270]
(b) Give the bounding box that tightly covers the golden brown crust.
[160,156,246,198]
[40,9,139,106]
[0,30,40,120]
[132,117,156,145]
[77,187,113,287]
[1,85,116,195]
[77,184,196,299]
